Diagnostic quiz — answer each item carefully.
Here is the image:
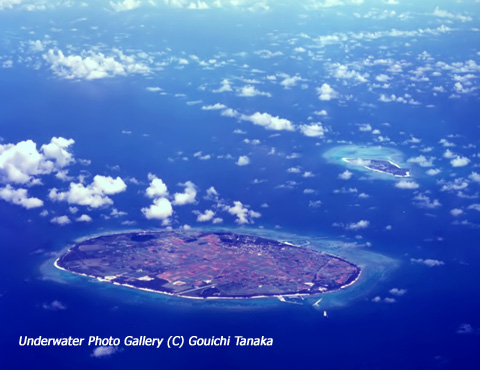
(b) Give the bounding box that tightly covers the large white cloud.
[43,48,150,80]
[51,215,71,226]
[317,83,339,101]
[236,156,250,166]
[172,181,197,205]
[338,170,353,180]
[298,123,327,138]
[142,197,173,220]
[395,180,419,189]
[146,174,168,198]
[407,155,434,167]
[0,185,43,208]
[240,112,294,131]
[49,175,127,208]
[226,201,261,224]
[450,156,470,167]
[346,220,369,230]
[0,137,74,184]
[195,209,215,222]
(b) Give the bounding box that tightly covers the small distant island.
[343,158,410,177]
[55,231,361,299]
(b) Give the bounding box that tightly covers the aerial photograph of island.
[0,0,479,369]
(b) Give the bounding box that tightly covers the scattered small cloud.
[42,300,67,311]
[395,180,419,190]
[338,170,353,180]
[50,215,71,226]
[236,155,250,166]
[411,258,445,267]
[91,346,118,358]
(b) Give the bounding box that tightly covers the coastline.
[54,257,362,301]
[54,231,363,302]
[342,157,410,178]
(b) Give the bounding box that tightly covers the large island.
[56,231,361,299]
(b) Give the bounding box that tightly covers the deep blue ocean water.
[1,2,480,369]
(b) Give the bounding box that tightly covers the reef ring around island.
[42,228,397,310]
[323,145,411,179]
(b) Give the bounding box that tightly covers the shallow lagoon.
[323,145,412,180]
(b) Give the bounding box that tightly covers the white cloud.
[317,83,338,101]
[288,167,301,174]
[213,79,232,93]
[298,123,327,138]
[0,0,23,10]
[432,7,472,22]
[413,193,441,209]
[91,346,118,358]
[146,174,168,198]
[42,300,67,311]
[411,258,444,267]
[201,103,227,110]
[206,186,219,199]
[43,48,150,80]
[469,172,480,183]
[110,0,140,12]
[49,175,127,208]
[306,0,344,8]
[379,93,420,105]
[309,200,322,208]
[76,214,92,222]
[468,204,480,212]
[407,155,434,167]
[279,75,303,89]
[51,215,71,226]
[450,156,470,167]
[172,181,197,205]
[395,180,419,190]
[346,220,369,230]
[237,85,271,97]
[146,86,162,92]
[330,63,368,83]
[0,137,74,184]
[375,74,391,82]
[450,208,463,217]
[0,185,43,208]
[389,288,407,296]
[195,209,215,222]
[441,178,469,192]
[240,112,294,131]
[142,197,173,220]
[187,1,209,9]
[236,155,250,166]
[226,201,261,224]
[338,170,353,180]
[357,123,372,132]
[426,168,441,176]
[443,150,456,159]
